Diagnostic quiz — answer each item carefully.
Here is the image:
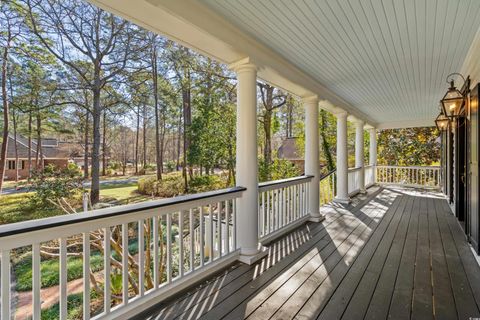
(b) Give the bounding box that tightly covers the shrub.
[137,176,158,195]
[138,173,184,197]
[138,172,227,197]
[189,175,224,193]
[259,159,301,182]
[165,160,176,173]
[29,165,84,208]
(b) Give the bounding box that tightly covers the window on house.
[21,160,26,170]
[7,160,16,170]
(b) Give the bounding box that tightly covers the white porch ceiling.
[201,0,480,125]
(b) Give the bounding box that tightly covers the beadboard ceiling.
[201,0,480,124]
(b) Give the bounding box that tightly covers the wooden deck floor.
[136,186,480,320]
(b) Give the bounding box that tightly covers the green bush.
[138,172,227,197]
[29,165,84,209]
[165,160,176,173]
[189,175,224,193]
[138,173,184,197]
[259,159,301,182]
[137,176,158,195]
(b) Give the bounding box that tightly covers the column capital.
[302,95,319,105]
[334,111,348,118]
[353,119,365,127]
[228,57,258,73]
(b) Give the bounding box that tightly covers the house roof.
[277,137,303,161]
[1,134,74,159]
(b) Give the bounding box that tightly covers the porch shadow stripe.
[291,193,408,319]
[317,194,413,320]
[194,188,394,319]
[243,192,399,320]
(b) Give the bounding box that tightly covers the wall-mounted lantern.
[441,73,467,119]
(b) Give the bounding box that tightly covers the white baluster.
[59,237,67,320]
[190,209,195,270]
[138,220,145,297]
[166,213,172,283]
[122,223,129,304]
[199,207,205,267]
[1,250,10,320]
[153,217,159,288]
[32,243,41,320]
[82,233,90,320]
[104,228,111,314]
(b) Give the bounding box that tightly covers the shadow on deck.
[136,186,480,320]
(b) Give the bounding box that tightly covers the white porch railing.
[258,176,311,242]
[376,165,441,188]
[348,167,363,195]
[365,165,375,187]
[0,187,244,320]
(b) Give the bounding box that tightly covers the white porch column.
[369,128,377,166]
[303,96,324,222]
[355,120,366,193]
[334,112,350,203]
[231,59,266,264]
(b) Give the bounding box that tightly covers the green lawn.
[0,193,63,225]
[0,181,153,226]
[97,183,152,205]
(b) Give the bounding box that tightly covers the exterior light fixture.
[441,73,466,119]
[435,112,449,131]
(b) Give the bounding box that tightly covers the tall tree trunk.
[182,68,192,191]
[320,109,334,171]
[151,38,162,181]
[176,114,182,171]
[263,108,273,166]
[12,109,18,182]
[27,111,32,179]
[262,85,274,167]
[286,99,293,138]
[0,39,10,193]
[142,104,147,169]
[135,105,140,174]
[102,110,107,176]
[84,110,89,179]
[35,110,43,171]
[90,81,102,204]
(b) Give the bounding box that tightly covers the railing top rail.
[348,167,362,172]
[376,165,440,169]
[0,186,246,239]
[320,169,336,181]
[259,175,313,191]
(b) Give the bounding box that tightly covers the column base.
[333,196,351,204]
[309,214,325,223]
[238,247,268,265]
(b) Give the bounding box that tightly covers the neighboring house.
[277,137,305,172]
[1,134,71,180]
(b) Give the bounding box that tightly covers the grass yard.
[98,182,152,205]
[0,193,63,225]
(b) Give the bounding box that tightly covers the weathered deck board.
[137,187,480,320]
